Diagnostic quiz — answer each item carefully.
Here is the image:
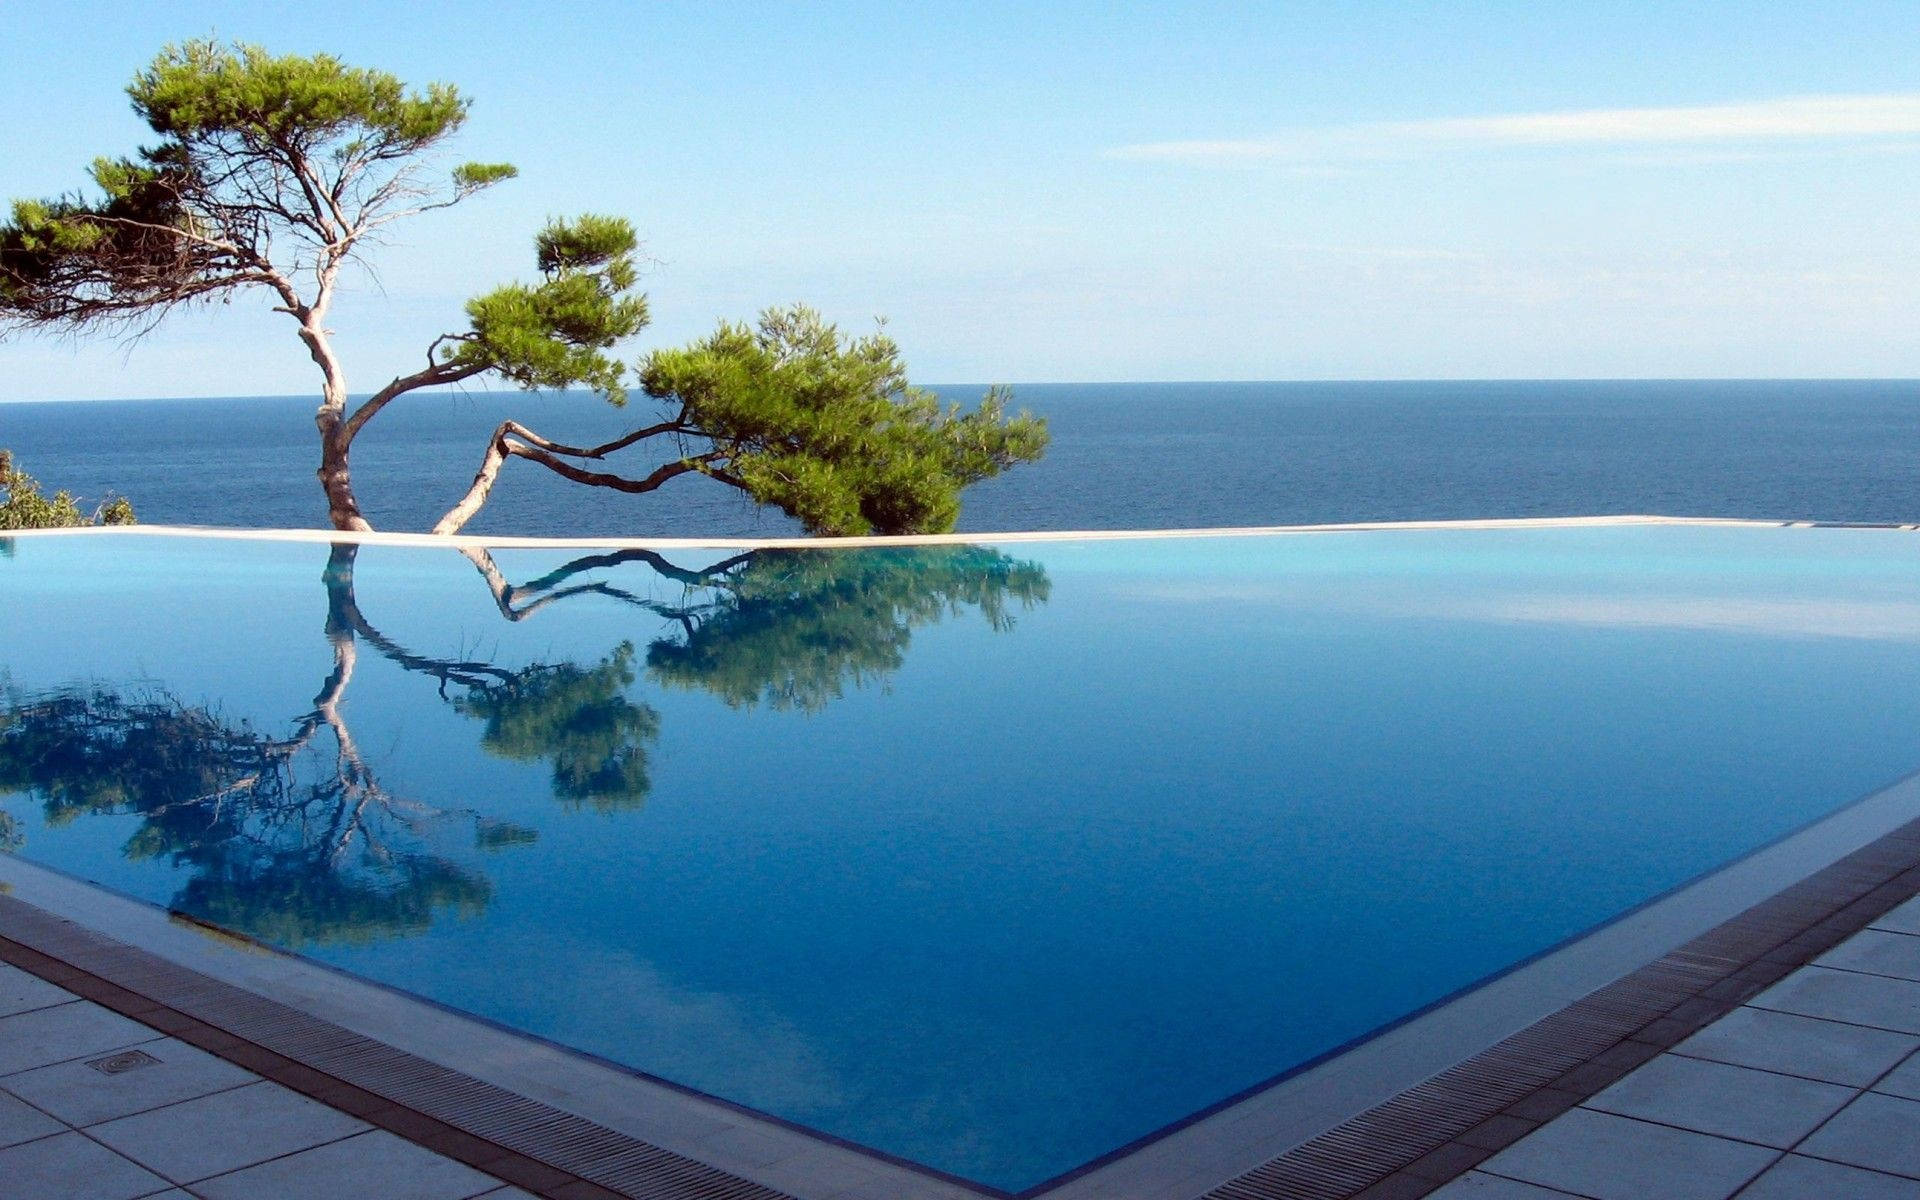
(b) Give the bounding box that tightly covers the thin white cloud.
[1110,94,1920,164]
[1287,243,1480,262]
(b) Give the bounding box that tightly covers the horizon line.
[5,376,1920,404]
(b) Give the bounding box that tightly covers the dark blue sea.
[3,380,1918,535]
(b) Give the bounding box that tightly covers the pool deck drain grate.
[3,814,1920,1200]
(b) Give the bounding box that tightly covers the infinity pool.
[4,525,1920,1190]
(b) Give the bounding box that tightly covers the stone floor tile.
[0,1129,173,1200]
[1457,1114,1543,1152]
[1735,1153,1920,1199]
[692,1122,803,1168]
[0,1002,158,1076]
[88,1079,367,1183]
[1820,930,1920,983]
[1873,897,1920,937]
[1479,1108,1777,1200]
[1,1037,256,1128]
[1673,1005,1920,1086]
[1426,1171,1586,1196]
[0,963,76,1019]
[191,1129,504,1200]
[1797,1092,1920,1179]
[1750,966,1920,1034]
[0,1088,63,1149]
[1583,1054,1855,1148]
[1874,1049,1920,1101]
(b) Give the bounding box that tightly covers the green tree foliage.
[638,308,1049,536]
[1,41,1042,535]
[433,308,1049,537]
[0,450,135,529]
[0,41,514,331]
[449,216,648,402]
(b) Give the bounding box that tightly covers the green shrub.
[0,450,135,528]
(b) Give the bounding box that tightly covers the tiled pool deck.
[1432,895,1920,1199]
[0,966,530,1199]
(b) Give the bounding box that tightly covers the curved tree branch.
[430,420,715,535]
[456,545,755,621]
[339,359,490,446]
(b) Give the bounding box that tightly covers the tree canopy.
[650,310,1047,536]
[1,41,1045,535]
[0,41,515,333]
[436,305,1049,535]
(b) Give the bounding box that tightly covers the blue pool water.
[4,525,1920,1189]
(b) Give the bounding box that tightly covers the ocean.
[2,380,1917,536]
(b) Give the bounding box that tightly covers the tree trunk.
[432,424,514,535]
[317,426,371,532]
[301,320,372,532]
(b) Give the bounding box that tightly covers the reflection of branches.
[0,541,1051,946]
[453,646,659,812]
[330,544,658,810]
[327,547,515,696]
[456,544,1052,714]
[0,686,504,947]
[458,545,755,623]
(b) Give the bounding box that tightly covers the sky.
[1,1,1917,399]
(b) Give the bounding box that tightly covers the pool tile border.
[0,896,808,1200]
[1191,817,1920,1200]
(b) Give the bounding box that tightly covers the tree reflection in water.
[0,539,1049,946]
[326,544,659,813]
[0,685,503,945]
[461,543,1051,712]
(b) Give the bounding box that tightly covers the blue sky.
[2,1,1917,398]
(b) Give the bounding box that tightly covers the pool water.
[4,525,1920,1191]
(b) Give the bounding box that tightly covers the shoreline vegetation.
[0,450,133,529]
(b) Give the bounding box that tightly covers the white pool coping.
[0,513,1852,552]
